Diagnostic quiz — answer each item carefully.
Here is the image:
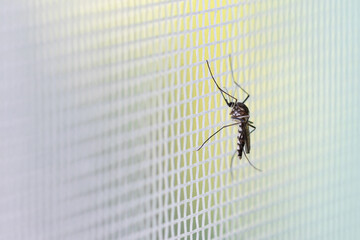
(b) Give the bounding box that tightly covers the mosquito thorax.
[230,102,249,120]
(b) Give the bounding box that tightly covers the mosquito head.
[230,102,249,120]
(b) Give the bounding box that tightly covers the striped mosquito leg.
[197,115,249,151]
[249,123,256,134]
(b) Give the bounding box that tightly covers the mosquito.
[197,55,261,172]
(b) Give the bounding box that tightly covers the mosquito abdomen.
[237,124,246,160]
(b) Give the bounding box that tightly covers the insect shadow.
[197,55,261,173]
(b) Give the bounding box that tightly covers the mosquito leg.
[206,60,237,106]
[243,151,261,171]
[242,95,250,104]
[243,119,256,134]
[197,115,250,151]
[196,119,249,151]
[249,123,256,134]
[197,122,241,151]
[224,87,234,107]
[228,54,250,103]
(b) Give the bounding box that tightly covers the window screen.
[1,0,359,239]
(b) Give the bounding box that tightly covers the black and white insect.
[197,55,261,171]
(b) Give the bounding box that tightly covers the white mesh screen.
[1,0,360,239]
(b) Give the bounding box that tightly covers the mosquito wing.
[244,123,251,154]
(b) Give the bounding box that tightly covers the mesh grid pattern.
[1,0,360,239]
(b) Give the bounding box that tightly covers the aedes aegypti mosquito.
[197,55,261,172]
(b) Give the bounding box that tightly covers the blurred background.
[1,0,359,239]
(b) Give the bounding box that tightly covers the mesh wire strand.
[0,0,360,240]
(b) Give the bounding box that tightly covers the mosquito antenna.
[205,60,237,106]
[228,54,250,103]
[243,151,261,171]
